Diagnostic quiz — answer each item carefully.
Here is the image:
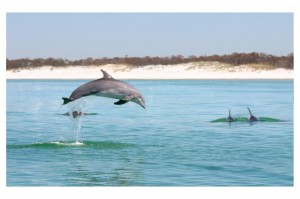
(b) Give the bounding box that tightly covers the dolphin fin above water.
[101,69,113,79]
[247,107,258,121]
[226,109,234,122]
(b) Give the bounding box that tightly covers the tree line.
[6,52,293,70]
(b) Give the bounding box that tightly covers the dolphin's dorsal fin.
[101,69,114,79]
[247,107,252,116]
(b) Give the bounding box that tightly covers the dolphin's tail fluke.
[62,97,73,105]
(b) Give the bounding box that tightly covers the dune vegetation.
[7,52,293,71]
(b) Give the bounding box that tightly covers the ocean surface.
[6,79,293,186]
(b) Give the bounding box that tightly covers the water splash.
[66,98,89,142]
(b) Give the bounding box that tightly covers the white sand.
[6,62,293,79]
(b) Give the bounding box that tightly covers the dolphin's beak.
[133,96,146,109]
[141,104,146,109]
[140,97,146,109]
[140,100,146,109]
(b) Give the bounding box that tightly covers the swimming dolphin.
[247,107,258,121]
[226,109,234,122]
[62,69,146,109]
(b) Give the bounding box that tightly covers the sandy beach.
[6,62,293,80]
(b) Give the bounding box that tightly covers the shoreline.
[6,63,294,80]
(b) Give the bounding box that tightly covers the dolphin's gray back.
[69,78,140,100]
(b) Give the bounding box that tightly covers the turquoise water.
[6,79,293,186]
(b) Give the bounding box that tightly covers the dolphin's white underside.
[94,90,126,100]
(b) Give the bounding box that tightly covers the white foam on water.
[50,141,85,146]
[74,141,84,146]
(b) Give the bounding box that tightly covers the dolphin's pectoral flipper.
[114,95,134,105]
[114,99,129,105]
[62,97,73,105]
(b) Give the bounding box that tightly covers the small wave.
[6,142,80,149]
[83,141,135,149]
[258,117,283,122]
[210,117,284,123]
[210,117,248,123]
[7,141,135,150]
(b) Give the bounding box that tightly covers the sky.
[6,13,293,60]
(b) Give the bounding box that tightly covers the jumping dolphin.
[247,107,258,121]
[226,109,234,122]
[62,69,146,109]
